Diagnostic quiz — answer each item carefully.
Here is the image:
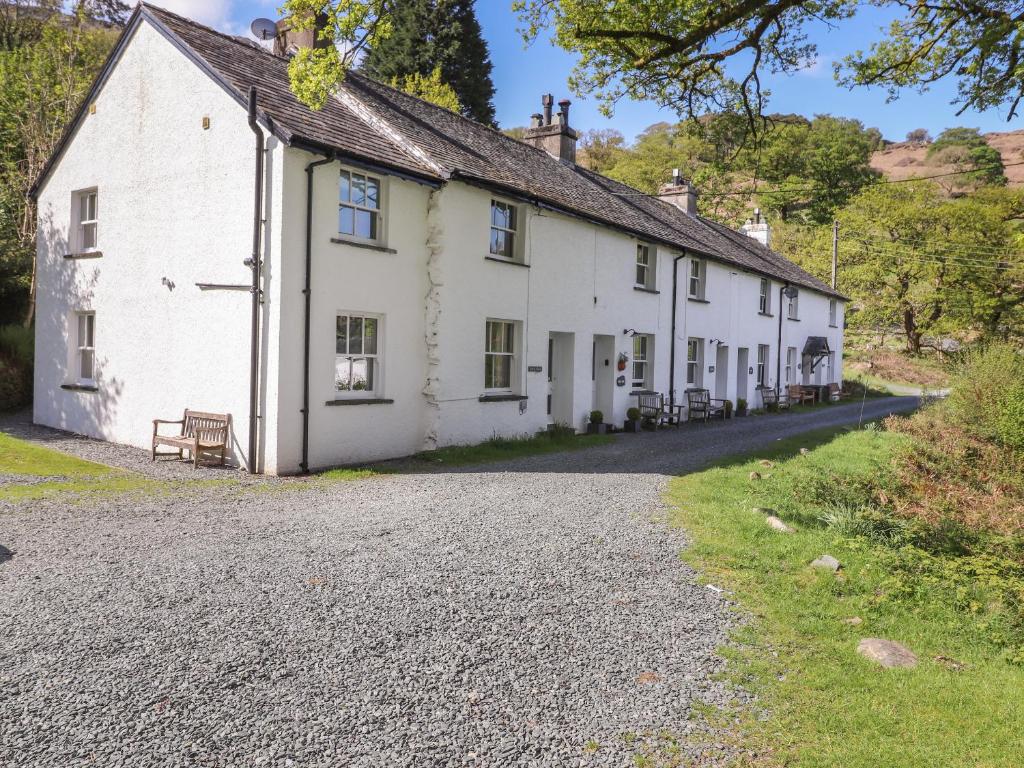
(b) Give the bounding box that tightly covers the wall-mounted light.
[623,328,638,337]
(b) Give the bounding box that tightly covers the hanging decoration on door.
[617,353,628,372]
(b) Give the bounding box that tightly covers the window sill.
[61,383,98,393]
[63,251,102,260]
[787,317,801,322]
[633,286,659,295]
[829,323,838,328]
[484,255,529,268]
[330,237,397,254]
[687,297,710,304]
[325,397,394,406]
[478,393,528,403]
[758,311,774,318]
[629,389,655,396]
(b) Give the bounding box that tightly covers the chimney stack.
[740,207,771,247]
[273,12,331,56]
[657,169,699,215]
[522,93,579,164]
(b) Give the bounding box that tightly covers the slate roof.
[42,2,844,299]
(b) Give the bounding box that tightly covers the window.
[339,170,381,241]
[335,314,380,395]
[688,258,705,299]
[829,298,838,326]
[485,320,516,390]
[786,347,797,385]
[757,344,769,387]
[759,278,770,314]
[75,189,98,252]
[787,289,799,320]
[76,312,95,383]
[686,337,703,387]
[489,200,517,260]
[635,244,655,288]
[632,334,652,390]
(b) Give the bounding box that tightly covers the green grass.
[406,429,613,467]
[666,426,1024,767]
[0,432,112,477]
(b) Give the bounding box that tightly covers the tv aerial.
[250,18,277,41]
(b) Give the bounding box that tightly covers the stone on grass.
[810,554,841,572]
[857,638,918,668]
[748,471,762,481]
[799,448,810,455]
[843,616,863,626]
[758,460,775,469]
[765,516,794,533]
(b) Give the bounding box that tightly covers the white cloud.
[151,0,234,29]
[797,55,834,78]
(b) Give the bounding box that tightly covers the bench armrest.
[153,419,185,425]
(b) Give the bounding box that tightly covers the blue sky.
[160,0,1020,143]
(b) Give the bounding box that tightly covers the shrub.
[0,324,32,412]
[589,410,603,424]
[737,398,747,411]
[0,324,33,364]
[626,407,641,421]
[946,343,1024,452]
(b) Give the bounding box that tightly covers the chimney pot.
[541,93,554,125]
[530,113,543,128]
[520,93,579,164]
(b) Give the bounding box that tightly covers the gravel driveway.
[0,397,917,767]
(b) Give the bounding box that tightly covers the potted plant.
[623,407,642,433]
[736,398,748,417]
[587,410,607,435]
[723,399,733,419]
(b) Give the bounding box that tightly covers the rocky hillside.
[871,129,1024,186]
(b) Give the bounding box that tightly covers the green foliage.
[410,428,611,467]
[626,407,641,421]
[926,128,1006,189]
[946,344,1024,453]
[588,410,603,424]
[0,324,32,411]
[361,0,495,125]
[389,66,460,112]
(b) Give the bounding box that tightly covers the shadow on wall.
[33,209,125,439]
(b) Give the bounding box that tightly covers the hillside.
[871,129,1024,186]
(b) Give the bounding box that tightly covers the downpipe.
[668,252,687,413]
[246,87,264,474]
[300,152,336,474]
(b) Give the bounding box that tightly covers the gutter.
[300,152,336,474]
[246,86,264,474]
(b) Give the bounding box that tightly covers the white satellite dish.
[250,18,278,41]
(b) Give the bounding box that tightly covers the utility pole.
[831,220,839,290]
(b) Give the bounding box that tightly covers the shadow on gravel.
[0,545,13,565]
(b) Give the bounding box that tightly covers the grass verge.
[667,426,1024,767]
[407,429,613,467]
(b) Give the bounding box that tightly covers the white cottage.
[32,4,846,474]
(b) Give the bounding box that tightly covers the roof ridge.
[141,3,289,63]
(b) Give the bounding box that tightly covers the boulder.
[749,471,762,481]
[765,515,794,533]
[857,638,918,668]
[810,554,841,572]
[799,447,810,455]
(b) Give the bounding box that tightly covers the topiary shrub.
[626,407,641,421]
[589,410,604,425]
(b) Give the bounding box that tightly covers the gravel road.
[0,397,917,767]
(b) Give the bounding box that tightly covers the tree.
[359,0,495,125]
[906,128,931,144]
[926,127,1006,191]
[576,128,626,173]
[390,66,461,112]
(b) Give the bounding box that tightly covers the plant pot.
[586,423,608,435]
[736,407,747,417]
[623,419,641,433]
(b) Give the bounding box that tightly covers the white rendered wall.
[33,21,275,467]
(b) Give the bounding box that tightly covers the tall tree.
[361,0,495,125]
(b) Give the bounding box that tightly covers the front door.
[715,345,729,403]
[736,347,749,407]
[547,332,575,427]
[592,334,615,423]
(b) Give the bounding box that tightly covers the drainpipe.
[776,283,791,399]
[246,87,264,474]
[668,251,688,413]
[300,152,335,474]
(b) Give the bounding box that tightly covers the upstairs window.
[339,170,381,241]
[336,313,380,396]
[485,319,516,390]
[787,289,800,320]
[635,244,655,289]
[829,298,838,326]
[632,334,651,390]
[76,312,95,383]
[686,337,703,387]
[75,189,98,252]
[688,258,706,300]
[489,200,518,260]
[759,278,770,314]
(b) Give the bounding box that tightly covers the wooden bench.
[637,392,682,428]
[686,388,728,422]
[828,382,851,401]
[758,385,790,411]
[788,384,816,405]
[152,410,231,468]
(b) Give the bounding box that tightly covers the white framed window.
[757,344,769,387]
[686,337,703,387]
[339,170,382,242]
[489,200,518,260]
[335,313,381,396]
[759,278,770,314]
[485,319,517,391]
[688,258,705,300]
[76,312,95,383]
[829,298,838,326]
[635,244,655,288]
[632,334,652,390]
[787,289,799,320]
[786,347,797,385]
[74,189,98,252]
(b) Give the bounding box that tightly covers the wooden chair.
[637,392,682,428]
[788,384,815,405]
[757,385,789,411]
[152,410,231,468]
[828,382,850,401]
[686,388,728,422]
